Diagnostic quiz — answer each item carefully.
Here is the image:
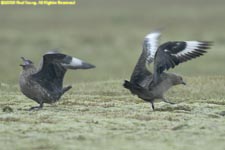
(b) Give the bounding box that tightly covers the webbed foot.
[162,98,175,105]
[29,103,43,111]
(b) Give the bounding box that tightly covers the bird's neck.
[22,66,37,77]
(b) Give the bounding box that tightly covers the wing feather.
[153,41,212,84]
[130,31,161,86]
[32,52,68,91]
[143,31,161,64]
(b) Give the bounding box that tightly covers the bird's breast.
[150,80,173,98]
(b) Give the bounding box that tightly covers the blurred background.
[0,0,224,84]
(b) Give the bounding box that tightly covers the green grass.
[0,0,225,149]
[0,0,225,83]
[1,77,225,150]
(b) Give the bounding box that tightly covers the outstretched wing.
[32,52,95,91]
[153,41,212,83]
[32,52,68,91]
[130,31,161,87]
[143,31,161,64]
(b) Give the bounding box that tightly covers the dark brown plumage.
[19,52,95,110]
[124,31,212,110]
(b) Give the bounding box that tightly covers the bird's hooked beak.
[20,57,26,67]
[20,57,32,67]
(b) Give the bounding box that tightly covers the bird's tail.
[62,85,72,94]
[123,80,144,90]
[123,80,133,90]
[123,80,147,96]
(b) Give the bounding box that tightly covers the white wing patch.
[61,57,83,69]
[144,31,161,63]
[175,41,204,57]
[70,57,83,66]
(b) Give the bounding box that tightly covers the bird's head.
[175,75,186,85]
[170,74,186,85]
[20,57,34,70]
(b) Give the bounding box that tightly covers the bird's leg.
[150,101,155,110]
[162,97,175,104]
[62,85,72,94]
[29,103,43,111]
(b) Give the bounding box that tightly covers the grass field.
[1,77,225,150]
[0,0,225,149]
